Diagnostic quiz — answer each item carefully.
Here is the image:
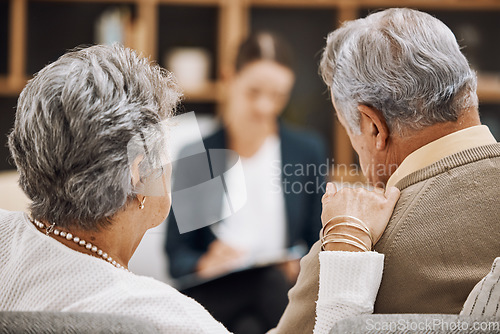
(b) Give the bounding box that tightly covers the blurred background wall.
[1,0,499,206]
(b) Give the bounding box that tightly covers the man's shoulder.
[396,142,500,191]
[381,144,500,248]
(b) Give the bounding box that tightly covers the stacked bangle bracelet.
[320,215,373,252]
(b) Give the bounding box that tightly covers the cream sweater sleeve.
[313,251,385,334]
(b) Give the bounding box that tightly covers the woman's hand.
[278,259,301,284]
[321,182,400,251]
[196,240,246,279]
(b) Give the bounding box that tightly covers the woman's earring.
[139,196,147,210]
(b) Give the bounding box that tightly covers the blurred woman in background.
[166,32,327,333]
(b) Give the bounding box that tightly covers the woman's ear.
[130,155,144,187]
[358,105,390,151]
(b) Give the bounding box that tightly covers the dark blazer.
[165,122,327,279]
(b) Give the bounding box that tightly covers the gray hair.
[8,44,181,230]
[319,8,478,135]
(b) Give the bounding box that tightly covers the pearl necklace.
[30,216,129,271]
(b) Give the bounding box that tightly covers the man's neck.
[387,108,481,169]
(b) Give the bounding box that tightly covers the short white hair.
[320,8,478,135]
[9,44,181,230]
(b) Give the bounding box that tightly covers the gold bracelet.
[322,215,373,243]
[321,238,369,252]
[322,232,371,252]
[323,222,372,246]
[323,221,370,238]
[321,215,374,246]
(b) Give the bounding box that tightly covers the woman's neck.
[227,120,278,158]
[35,205,149,270]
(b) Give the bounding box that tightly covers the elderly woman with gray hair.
[0,43,400,333]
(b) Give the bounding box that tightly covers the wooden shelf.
[359,0,500,10]
[27,0,500,7]
[250,0,500,10]
[181,81,223,103]
[5,72,500,106]
[0,75,227,101]
[0,77,10,95]
[2,0,500,175]
[0,76,27,97]
[158,0,223,5]
[30,0,223,4]
[250,0,342,8]
[29,0,134,3]
[477,74,500,103]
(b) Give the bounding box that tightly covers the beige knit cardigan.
[271,143,500,334]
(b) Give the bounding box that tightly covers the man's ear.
[358,105,390,151]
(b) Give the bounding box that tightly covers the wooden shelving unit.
[2,0,500,180]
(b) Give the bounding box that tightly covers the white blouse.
[211,135,288,263]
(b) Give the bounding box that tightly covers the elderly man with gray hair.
[271,7,500,334]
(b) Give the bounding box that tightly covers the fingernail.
[326,182,333,193]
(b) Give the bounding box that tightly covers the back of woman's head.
[8,44,181,230]
[235,32,294,72]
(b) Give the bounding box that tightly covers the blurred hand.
[321,183,400,247]
[196,240,246,279]
[278,259,300,284]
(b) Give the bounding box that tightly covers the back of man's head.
[320,8,478,136]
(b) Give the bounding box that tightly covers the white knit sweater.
[314,251,384,334]
[0,209,384,333]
